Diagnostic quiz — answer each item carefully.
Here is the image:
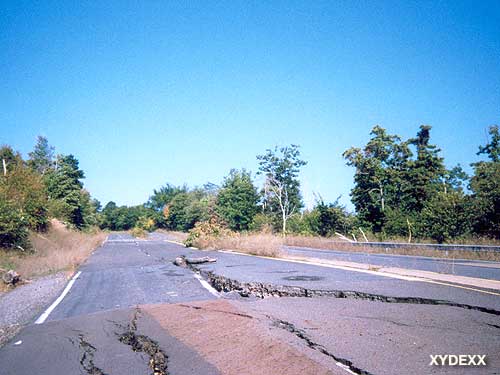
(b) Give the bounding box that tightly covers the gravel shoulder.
[0,272,68,347]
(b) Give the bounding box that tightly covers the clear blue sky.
[1,1,499,209]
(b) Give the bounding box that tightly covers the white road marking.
[35,271,82,324]
[163,239,199,249]
[13,340,22,346]
[194,273,220,297]
[164,239,185,246]
[336,362,358,375]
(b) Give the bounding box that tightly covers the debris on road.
[1,270,20,286]
[173,256,216,267]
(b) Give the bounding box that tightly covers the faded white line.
[336,362,358,375]
[194,273,220,298]
[163,239,199,250]
[103,239,140,243]
[35,271,82,324]
[163,239,185,246]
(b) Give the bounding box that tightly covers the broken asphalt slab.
[0,306,220,375]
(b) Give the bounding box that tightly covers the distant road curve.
[307,240,500,253]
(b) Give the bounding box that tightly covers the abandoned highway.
[1,233,499,375]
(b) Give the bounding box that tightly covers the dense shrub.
[0,199,30,250]
[0,163,49,232]
[131,227,147,238]
[184,219,234,248]
[215,169,259,231]
[136,216,156,231]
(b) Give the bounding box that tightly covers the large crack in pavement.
[175,258,500,316]
[78,334,107,375]
[271,318,374,375]
[116,308,169,375]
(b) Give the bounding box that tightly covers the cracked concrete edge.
[270,318,371,375]
[116,307,169,375]
[174,260,500,316]
[217,250,500,293]
[78,333,107,375]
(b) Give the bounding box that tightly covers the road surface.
[285,245,500,280]
[1,233,499,375]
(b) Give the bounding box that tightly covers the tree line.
[1,123,499,250]
[344,125,499,242]
[103,125,500,243]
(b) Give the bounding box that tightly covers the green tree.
[477,125,500,162]
[99,202,156,231]
[470,125,500,238]
[0,146,22,175]
[343,126,402,232]
[45,154,87,227]
[0,199,29,250]
[344,125,450,238]
[100,201,119,230]
[0,162,49,231]
[309,198,352,237]
[419,191,472,243]
[257,144,307,234]
[147,183,187,211]
[28,136,54,175]
[216,169,259,231]
[164,189,213,231]
[404,125,446,212]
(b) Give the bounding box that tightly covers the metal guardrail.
[345,241,500,253]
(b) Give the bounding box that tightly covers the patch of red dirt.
[143,300,335,375]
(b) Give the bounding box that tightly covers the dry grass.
[156,229,189,242]
[0,219,106,279]
[130,227,147,238]
[192,233,283,258]
[284,235,500,261]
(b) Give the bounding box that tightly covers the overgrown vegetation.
[143,124,500,246]
[0,219,106,278]
[185,219,282,257]
[3,123,499,264]
[343,124,500,242]
[0,137,101,252]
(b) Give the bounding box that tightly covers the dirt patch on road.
[144,300,335,375]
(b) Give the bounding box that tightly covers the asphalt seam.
[270,317,371,375]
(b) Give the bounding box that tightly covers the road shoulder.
[0,272,69,347]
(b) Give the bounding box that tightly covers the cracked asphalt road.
[1,233,499,375]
